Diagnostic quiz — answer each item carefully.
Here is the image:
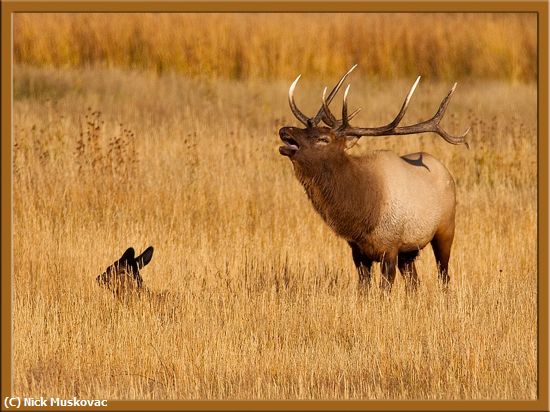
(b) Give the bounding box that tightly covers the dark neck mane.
[293,154,383,240]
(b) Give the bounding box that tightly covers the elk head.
[96,246,154,295]
[279,65,470,167]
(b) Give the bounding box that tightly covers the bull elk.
[278,65,469,291]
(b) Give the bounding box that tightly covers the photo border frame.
[1,2,547,410]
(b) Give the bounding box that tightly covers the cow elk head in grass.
[278,65,469,291]
[97,246,154,296]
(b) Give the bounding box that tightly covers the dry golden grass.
[12,64,537,400]
[14,13,537,82]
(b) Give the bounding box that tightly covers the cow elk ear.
[119,247,136,264]
[136,246,154,269]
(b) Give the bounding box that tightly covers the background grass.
[12,12,538,400]
[14,13,537,82]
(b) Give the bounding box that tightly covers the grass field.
[12,61,537,399]
[14,13,537,82]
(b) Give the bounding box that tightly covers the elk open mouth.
[279,134,300,157]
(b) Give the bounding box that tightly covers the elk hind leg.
[398,250,420,292]
[431,226,454,286]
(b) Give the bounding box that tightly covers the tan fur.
[281,66,469,290]
[279,126,456,290]
[362,151,455,258]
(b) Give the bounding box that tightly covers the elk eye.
[317,136,330,145]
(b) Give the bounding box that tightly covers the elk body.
[278,65,469,290]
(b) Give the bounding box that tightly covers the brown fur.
[279,126,455,290]
[96,247,179,320]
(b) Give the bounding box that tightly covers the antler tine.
[341,84,351,128]
[321,87,338,127]
[436,124,471,148]
[288,75,311,126]
[435,82,458,120]
[431,83,470,146]
[348,107,362,121]
[312,64,357,125]
[322,86,361,128]
[387,75,421,130]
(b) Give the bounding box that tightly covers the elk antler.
[322,76,470,147]
[288,64,358,127]
[322,76,420,132]
[321,86,361,127]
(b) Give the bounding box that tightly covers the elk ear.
[119,247,135,264]
[344,136,360,150]
[136,246,154,269]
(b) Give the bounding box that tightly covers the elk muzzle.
[279,127,300,157]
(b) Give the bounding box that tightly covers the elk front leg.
[380,251,398,291]
[348,241,373,288]
[398,250,420,292]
